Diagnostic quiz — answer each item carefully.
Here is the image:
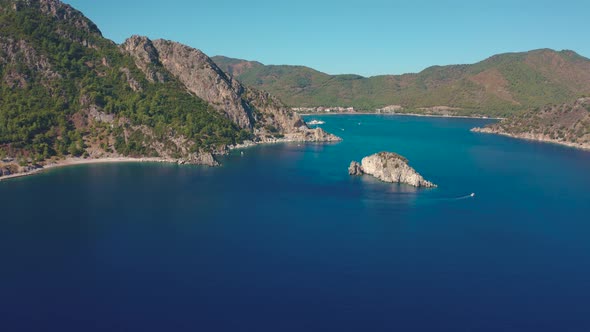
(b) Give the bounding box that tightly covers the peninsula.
[472,98,590,150]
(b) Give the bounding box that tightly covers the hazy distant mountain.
[213,50,590,117]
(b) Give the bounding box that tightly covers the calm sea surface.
[1,115,590,331]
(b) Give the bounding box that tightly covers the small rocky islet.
[349,152,437,188]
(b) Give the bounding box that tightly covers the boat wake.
[450,193,476,200]
[362,191,476,207]
[432,193,476,202]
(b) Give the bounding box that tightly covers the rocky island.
[348,152,437,188]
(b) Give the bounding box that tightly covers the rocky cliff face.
[12,0,100,34]
[119,35,167,83]
[150,39,254,129]
[122,36,340,142]
[0,36,60,88]
[472,98,590,150]
[348,161,363,176]
[242,87,307,135]
[11,0,103,47]
[122,36,253,129]
[349,152,437,188]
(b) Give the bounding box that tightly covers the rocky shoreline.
[1,128,341,182]
[229,127,341,149]
[471,98,590,151]
[471,127,590,151]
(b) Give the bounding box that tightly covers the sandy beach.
[0,157,184,182]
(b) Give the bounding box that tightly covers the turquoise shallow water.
[1,114,590,331]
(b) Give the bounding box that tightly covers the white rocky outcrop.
[349,152,436,188]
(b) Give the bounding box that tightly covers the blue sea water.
[1,114,590,332]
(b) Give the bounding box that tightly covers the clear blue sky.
[63,0,589,77]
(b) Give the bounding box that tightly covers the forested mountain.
[0,0,335,169]
[213,49,590,117]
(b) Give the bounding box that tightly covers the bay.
[1,114,590,331]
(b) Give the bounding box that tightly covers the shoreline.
[0,157,187,182]
[472,128,590,151]
[1,132,342,182]
[299,112,504,120]
[228,136,341,150]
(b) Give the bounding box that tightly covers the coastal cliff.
[472,98,590,150]
[124,36,254,129]
[349,152,437,188]
[121,36,340,143]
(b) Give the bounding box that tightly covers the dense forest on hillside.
[214,50,590,116]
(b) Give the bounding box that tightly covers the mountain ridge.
[215,48,589,78]
[213,49,590,116]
